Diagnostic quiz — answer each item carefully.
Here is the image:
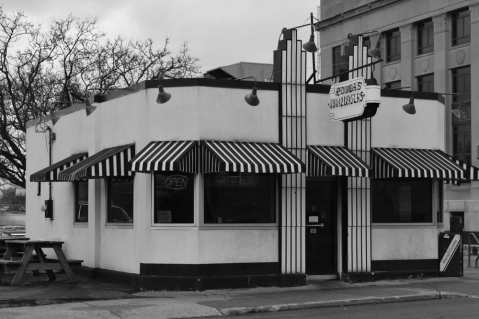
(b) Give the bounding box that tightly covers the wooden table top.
[4,239,63,246]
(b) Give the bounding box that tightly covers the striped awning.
[30,152,88,182]
[131,141,198,173]
[58,144,135,181]
[447,156,479,182]
[201,140,304,174]
[372,147,465,180]
[308,145,370,177]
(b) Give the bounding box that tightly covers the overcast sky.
[2,0,319,72]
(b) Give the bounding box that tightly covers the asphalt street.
[216,298,479,319]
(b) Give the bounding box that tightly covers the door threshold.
[306,274,338,281]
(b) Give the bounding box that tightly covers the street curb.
[218,293,443,316]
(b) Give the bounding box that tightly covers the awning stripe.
[307,145,370,177]
[131,141,197,173]
[202,141,304,174]
[57,144,135,181]
[443,152,479,182]
[30,153,88,182]
[372,147,465,180]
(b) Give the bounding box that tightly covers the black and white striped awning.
[447,156,479,182]
[372,147,465,180]
[131,141,198,173]
[58,144,135,181]
[308,145,370,177]
[30,152,88,182]
[201,140,304,174]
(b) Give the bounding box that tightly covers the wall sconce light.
[302,13,318,53]
[85,98,97,116]
[156,85,171,104]
[402,95,416,115]
[244,87,260,106]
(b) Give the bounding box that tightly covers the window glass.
[451,9,470,46]
[417,19,433,54]
[417,73,434,92]
[74,181,88,222]
[385,29,401,62]
[204,174,276,224]
[451,66,471,164]
[372,179,432,223]
[107,178,134,223]
[153,173,194,224]
[332,45,349,81]
[384,80,402,89]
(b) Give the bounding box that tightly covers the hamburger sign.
[329,76,381,121]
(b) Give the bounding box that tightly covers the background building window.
[107,178,134,223]
[74,181,88,223]
[451,8,470,46]
[385,29,401,62]
[451,65,471,164]
[332,45,349,81]
[384,80,402,89]
[153,173,194,224]
[372,179,433,223]
[417,73,434,92]
[204,174,276,224]
[417,19,434,54]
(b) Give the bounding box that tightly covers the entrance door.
[306,178,337,275]
[450,211,464,233]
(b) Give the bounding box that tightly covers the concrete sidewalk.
[1,273,479,318]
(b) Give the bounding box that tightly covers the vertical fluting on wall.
[273,28,307,274]
[345,36,372,273]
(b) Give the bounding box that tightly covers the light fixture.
[85,98,97,116]
[244,87,260,106]
[50,113,59,125]
[302,13,318,53]
[368,34,382,59]
[156,85,171,104]
[402,95,416,115]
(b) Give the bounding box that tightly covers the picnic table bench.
[0,240,76,285]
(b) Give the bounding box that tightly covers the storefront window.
[107,178,134,223]
[74,181,88,223]
[153,173,194,224]
[372,179,432,223]
[204,174,276,224]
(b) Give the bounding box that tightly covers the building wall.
[318,0,479,233]
[26,85,280,274]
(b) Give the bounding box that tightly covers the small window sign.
[308,216,319,223]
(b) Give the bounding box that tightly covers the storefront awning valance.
[201,140,304,174]
[307,145,370,177]
[447,156,479,182]
[131,141,198,173]
[57,144,135,181]
[372,147,465,180]
[30,152,88,182]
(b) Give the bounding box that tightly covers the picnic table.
[1,240,75,285]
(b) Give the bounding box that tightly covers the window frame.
[151,173,196,227]
[202,173,279,226]
[416,73,434,93]
[73,180,89,223]
[371,179,435,225]
[451,65,471,164]
[106,177,134,225]
[451,8,470,46]
[416,19,434,55]
[385,28,401,62]
[332,45,349,81]
[383,80,402,90]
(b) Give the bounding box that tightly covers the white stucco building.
[25,29,477,289]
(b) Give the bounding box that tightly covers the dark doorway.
[450,211,464,233]
[306,178,337,275]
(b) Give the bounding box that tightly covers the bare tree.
[0,9,200,188]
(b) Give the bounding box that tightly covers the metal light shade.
[402,96,416,115]
[244,87,260,106]
[50,114,59,125]
[368,36,382,59]
[85,104,97,116]
[303,34,318,53]
[156,86,171,104]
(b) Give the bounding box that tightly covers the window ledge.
[415,51,433,59]
[73,222,88,228]
[199,224,278,230]
[151,224,197,229]
[383,59,401,66]
[104,223,134,229]
[450,42,470,50]
[372,223,437,228]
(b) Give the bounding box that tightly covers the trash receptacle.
[439,231,463,277]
